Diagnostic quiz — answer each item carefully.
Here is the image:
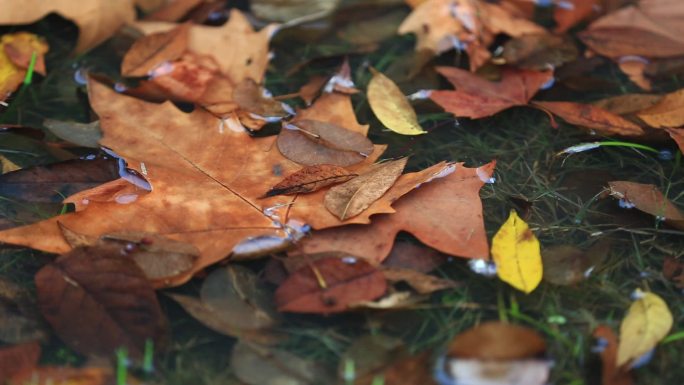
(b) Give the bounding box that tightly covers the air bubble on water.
[84,154,97,160]
[618,199,635,209]
[658,149,673,160]
[591,337,608,353]
[148,61,174,78]
[469,259,497,276]
[476,166,495,184]
[583,266,595,278]
[250,113,283,123]
[114,83,127,93]
[556,0,575,10]
[655,215,666,222]
[630,289,646,300]
[630,349,655,369]
[407,89,432,101]
[618,55,649,65]
[342,256,357,264]
[324,74,355,93]
[74,67,89,85]
[540,76,556,90]
[115,194,138,204]
[281,102,295,116]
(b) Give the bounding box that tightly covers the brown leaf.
[294,91,369,135]
[593,325,634,385]
[262,164,357,197]
[554,0,600,33]
[502,34,578,71]
[277,120,374,166]
[607,181,684,228]
[2,32,48,75]
[664,127,684,153]
[297,161,494,264]
[382,241,448,273]
[35,246,168,357]
[9,366,110,385]
[636,88,684,128]
[430,67,553,119]
[0,342,40,382]
[274,257,387,313]
[144,0,204,21]
[121,23,190,77]
[382,267,459,294]
[533,101,645,136]
[325,158,407,220]
[0,0,135,53]
[593,94,663,116]
[542,245,591,286]
[233,78,289,120]
[447,321,546,360]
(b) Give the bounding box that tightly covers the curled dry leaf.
[367,68,425,135]
[325,158,407,220]
[274,256,387,314]
[121,22,190,77]
[491,210,542,294]
[35,246,168,357]
[0,0,135,53]
[430,67,553,119]
[382,267,459,294]
[533,101,645,136]
[277,120,374,166]
[0,342,40,382]
[607,181,684,229]
[636,88,684,128]
[617,290,673,367]
[593,325,634,385]
[262,164,357,197]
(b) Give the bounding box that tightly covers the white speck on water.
[85,154,97,160]
[115,193,138,204]
[584,266,595,278]
[618,199,635,209]
[73,67,89,85]
[81,198,89,205]
[618,55,649,65]
[407,89,432,101]
[560,142,601,154]
[147,61,174,78]
[591,337,608,353]
[140,162,147,176]
[114,83,127,93]
[249,112,284,123]
[540,76,556,90]
[342,256,357,264]
[476,166,495,184]
[324,74,356,93]
[469,259,497,276]
[556,0,575,10]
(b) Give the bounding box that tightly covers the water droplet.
[148,61,174,78]
[658,149,673,160]
[591,337,609,353]
[618,199,635,209]
[74,67,89,85]
[468,259,497,276]
[540,76,556,90]
[115,193,138,204]
[114,83,127,93]
[342,256,357,264]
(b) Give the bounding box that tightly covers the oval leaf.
[491,210,543,294]
[262,164,357,197]
[275,257,387,314]
[325,158,407,220]
[367,68,425,135]
[617,290,673,367]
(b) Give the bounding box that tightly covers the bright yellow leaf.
[617,290,673,367]
[491,210,542,293]
[367,68,426,136]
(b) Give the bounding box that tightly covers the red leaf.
[0,342,40,383]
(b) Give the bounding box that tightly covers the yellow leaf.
[367,68,426,136]
[617,290,673,367]
[0,154,21,174]
[0,32,49,101]
[491,210,542,293]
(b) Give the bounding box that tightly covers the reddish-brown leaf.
[554,0,600,33]
[35,246,168,357]
[274,257,387,314]
[121,23,190,77]
[607,181,684,229]
[663,256,684,288]
[382,267,459,294]
[262,164,357,197]
[0,342,40,382]
[430,67,552,119]
[447,321,546,360]
[533,101,645,136]
[232,78,289,119]
[664,127,684,154]
[593,326,634,385]
[382,241,448,273]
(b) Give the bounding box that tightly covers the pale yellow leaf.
[617,290,673,367]
[491,210,542,293]
[367,68,426,136]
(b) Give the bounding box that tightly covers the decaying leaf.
[533,101,645,136]
[262,164,357,197]
[617,290,673,367]
[636,88,684,128]
[121,22,190,77]
[593,325,634,385]
[592,94,663,116]
[325,158,407,220]
[277,119,374,166]
[607,181,684,228]
[233,78,290,121]
[382,241,448,273]
[0,0,135,53]
[430,67,553,119]
[35,245,168,357]
[367,68,425,135]
[0,342,40,382]
[491,210,542,294]
[274,256,387,313]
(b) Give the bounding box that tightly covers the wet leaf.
[430,67,553,119]
[262,164,357,197]
[231,341,333,385]
[491,210,542,294]
[0,342,40,382]
[35,245,168,357]
[607,181,684,228]
[294,91,368,135]
[593,325,634,385]
[502,34,578,71]
[233,78,289,120]
[274,257,387,314]
[382,267,459,294]
[121,22,190,77]
[277,119,374,166]
[617,290,673,367]
[382,241,448,273]
[636,88,684,128]
[325,158,407,220]
[0,0,135,53]
[533,101,645,136]
[592,94,663,116]
[43,119,103,148]
[542,245,590,286]
[367,68,425,135]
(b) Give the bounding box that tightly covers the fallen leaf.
[430,67,553,119]
[277,120,374,166]
[0,32,49,101]
[533,101,645,136]
[293,91,369,135]
[43,119,103,148]
[251,0,341,22]
[9,366,110,385]
[274,256,387,313]
[232,78,290,121]
[0,0,135,53]
[35,245,168,357]
[398,0,545,70]
[593,325,634,385]
[636,88,684,128]
[617,290,673,367]
[607,181,684,228]
[382,267,459,294]
[382,241,448,273]
[121,23,190,77]
[554,0,600,33]
[337,334,406,380]
[491,210,542,294]
[502,33,578,71]
[325,158,407,220]
[592,94,663,116]
[231,341,333,385]
[618,58,652,91]
[541,245,590,286]
[662,256,684,288]
[0,342,40,382]
[144,0,204,21]
[367,68,425,135]
[664,127,684,153]
[296,161,494,264]
[262,164,357,197]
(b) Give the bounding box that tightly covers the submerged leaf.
[367,68,425,135]
[491,210,542,294]
[324,158,407,220]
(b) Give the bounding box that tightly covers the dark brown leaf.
[382,241,448,273]
[122,23,190,77]
[533,101,645,136]
[0,342,40,382]
[382,267,459,294]
[502,34,578,71]
[262,164,357,197]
